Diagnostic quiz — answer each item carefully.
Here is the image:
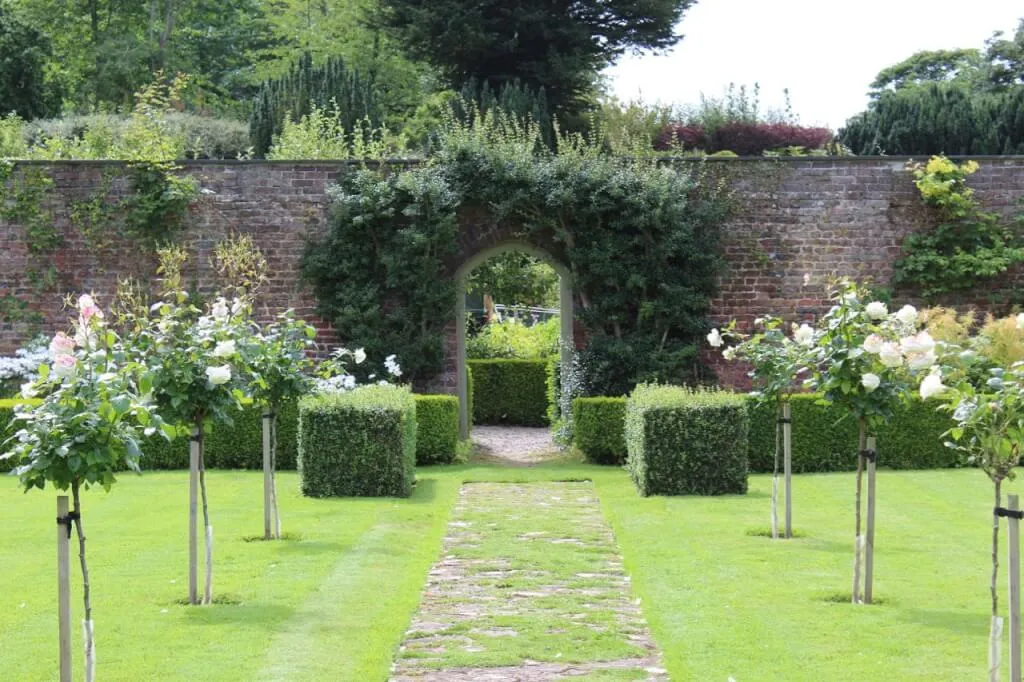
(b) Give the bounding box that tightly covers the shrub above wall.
[298,385,417,498]
[625,385,749,496]
[468,359,548,426]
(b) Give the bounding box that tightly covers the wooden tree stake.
[783,401,793,539]
[57,496,71,682]
[189,426,200,605]
[993,615,1005,682]
[262,409,273,540]
[852,421,866,604]
[1009,494,1022,682]
[864,436,877,604]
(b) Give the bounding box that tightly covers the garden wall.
[2,157,1023,390]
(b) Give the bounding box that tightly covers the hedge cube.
[573,396,627,464]
[414,394,459,464]
[468,359,548,426]
[298,385,417,497]
[626,385,748,496]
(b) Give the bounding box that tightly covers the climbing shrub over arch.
[302,113,733,392]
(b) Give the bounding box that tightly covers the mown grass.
[1,461,1019,680]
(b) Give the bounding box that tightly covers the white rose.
[707,329,723,348]
[212,340,236,358]
[920,372,947,400]
[722,347,737,361]
[879,342,903,368]
[793,323,815,346]
[901,331,935,354]
[861,373,880,392]
[205,365,232,386]
[906,350,937,371]
[865,301,888,320]
[20,382,37,398]
[354,348,367,364]
[211,298,229,321]
[895,305,918,326]
[862,334,884,354]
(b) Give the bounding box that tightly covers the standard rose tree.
[919,313,1024,679]
[709,315,815,538]
[806,279,930,604]
[2,295,165,682]
[123,247,254,605]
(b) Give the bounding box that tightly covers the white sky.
[607,0,1022,130]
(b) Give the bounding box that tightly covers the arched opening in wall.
[454,244,573,440]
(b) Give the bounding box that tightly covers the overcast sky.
[607,0,1022,131]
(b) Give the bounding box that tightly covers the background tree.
[0,7,60,118]
[373,0,697,116]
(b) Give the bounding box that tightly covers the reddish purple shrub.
[655,122,835,156]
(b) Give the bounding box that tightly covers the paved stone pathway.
[471,426,556,466]
[391,482,667,681]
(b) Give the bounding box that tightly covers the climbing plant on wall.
[302,110,733,393]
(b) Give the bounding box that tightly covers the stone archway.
[453,242,574,439]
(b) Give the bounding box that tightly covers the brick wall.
[2,157,1022,391]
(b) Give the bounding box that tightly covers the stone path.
[471,426,556,466]
[391,482,667,681]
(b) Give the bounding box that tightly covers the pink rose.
[52,354,77,379]
[49,332,75,359]
[78,294,103,321]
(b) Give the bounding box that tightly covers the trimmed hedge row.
[572,397,627,464]
[626,385,749,496]
[576,393,960,473]
[414,395,459,465]
[137,394,458,470]
[0,398,41,472]
[298,385,417,498]
[468,359,548,426]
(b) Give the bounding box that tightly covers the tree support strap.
[859,449,877,463]
[57,511,80,538]
[995,507,1024,520]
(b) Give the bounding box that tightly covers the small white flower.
[793,323,815,346]
[862,334,884,354]
[722,347,737,361]
[707,329,724,348]
[342,375,357,390]
[211,298,229,321]
[205,365,232,386]
[865,301,888,320]
[803,273,811,287]
[879,342,903,368]
[212,340,236,358]
[231,298,244,315]
[920,371,947,400]
[861,373,880,392]
[895,305,918,326]
[354,348,367,364]
[385,354,402,377]
[20,382,37,398]
[1017,313,1024,330]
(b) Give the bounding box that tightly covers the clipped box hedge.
[298,385,417,498]
[573,397,627,464]
[746,394,958,472]
[468,359,548,426]
[625,385,749,496]
[414,394,459,464]
[0,398,41,472]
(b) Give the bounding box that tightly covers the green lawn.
[0,462,1018,681]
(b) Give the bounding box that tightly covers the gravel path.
[471,426,556,466]
[390,482,667,682]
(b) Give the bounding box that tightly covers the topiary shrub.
[0,398,40,472]
[747,394,959,473]
[298,385,417,498]
[573,397,627,464]
[415,394,459,465]
[468,359,548,426]
[625,385,748,496]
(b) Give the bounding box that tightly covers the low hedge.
[626,385,749,496]
[298,385,417,497]
[468,359,548,426]
[578,393,961,474]
[414,395,459,464]
[746,394,959,472]
[0,398,42,472]
[573,397,627,464]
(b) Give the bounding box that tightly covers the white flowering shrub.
[0,335,49,395]
[314,348,401,394]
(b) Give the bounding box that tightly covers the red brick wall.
[2,158,1022,390]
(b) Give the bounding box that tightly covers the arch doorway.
[453,243,574,440]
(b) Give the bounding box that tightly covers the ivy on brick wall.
[893,155,1024,300]
[303,111,733,394]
